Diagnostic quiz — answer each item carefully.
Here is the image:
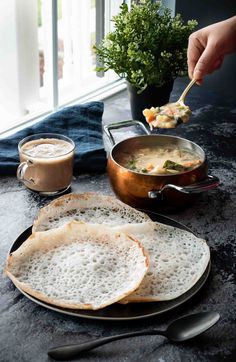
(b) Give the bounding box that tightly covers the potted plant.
[94,0,197,122]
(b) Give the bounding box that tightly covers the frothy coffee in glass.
[17,134,75,195]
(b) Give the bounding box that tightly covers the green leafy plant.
[94,0,197,93]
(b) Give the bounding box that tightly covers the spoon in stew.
[48,311,220,360]
[143,78,197,129]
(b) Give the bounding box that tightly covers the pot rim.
[109,134,206,177]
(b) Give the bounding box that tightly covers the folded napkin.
[0,102,107,175]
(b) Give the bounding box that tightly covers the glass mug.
[17,133,75,196]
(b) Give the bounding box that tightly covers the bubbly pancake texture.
[114,222,210,302]
[33,192,151,232]
[5,222,149,310]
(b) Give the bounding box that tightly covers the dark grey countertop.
[0,78,236,362]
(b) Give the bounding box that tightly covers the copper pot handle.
[148,175,220,198]
[104,120,150,146]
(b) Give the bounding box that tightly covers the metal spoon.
[177,78,197,104]
[48,311,220,360]
[146,78,197,128]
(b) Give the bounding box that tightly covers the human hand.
[187,16,236,84]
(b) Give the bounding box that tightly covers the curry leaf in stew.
[163,160,190,172]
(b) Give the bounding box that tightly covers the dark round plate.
[9,211,210,321]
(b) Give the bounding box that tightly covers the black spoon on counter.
[48,311,220,360]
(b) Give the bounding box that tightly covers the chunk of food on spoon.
[143,78,196,129]
[143,102,191,129]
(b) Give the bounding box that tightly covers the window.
[0,0,128,135]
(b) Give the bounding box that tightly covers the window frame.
[0,0,128,137]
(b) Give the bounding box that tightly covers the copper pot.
[104,120,219,212]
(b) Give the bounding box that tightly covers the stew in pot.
[121,145,202,175]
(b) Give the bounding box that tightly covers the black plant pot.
[127,80,174,123]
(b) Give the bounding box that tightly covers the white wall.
[0,0,40,120]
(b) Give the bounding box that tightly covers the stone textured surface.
[0,78,236,362]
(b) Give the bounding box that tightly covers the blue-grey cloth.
[0,102,107,175]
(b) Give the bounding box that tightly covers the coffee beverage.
[17,134,75,195]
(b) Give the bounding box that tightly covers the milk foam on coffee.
[19,138,74,193]
[22,139,74,158]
